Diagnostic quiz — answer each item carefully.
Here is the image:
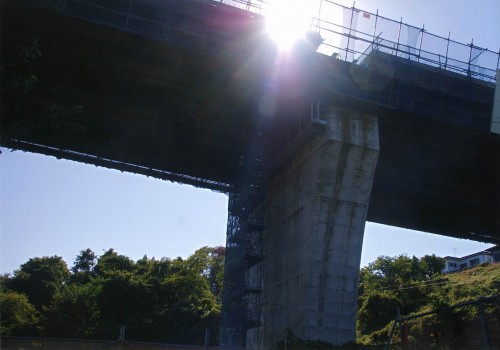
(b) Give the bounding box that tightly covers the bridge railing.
[40,0,498,83]
[312,0,500,83]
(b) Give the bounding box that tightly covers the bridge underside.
[1,0,499,243]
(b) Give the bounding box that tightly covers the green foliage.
[71,248,97,284]
[43,282,100,338]
[9,256,70,310]
[186,246,225,303]
[1,247,225,345]
[357,292,400,335]
[0,290,39,335]
[357,255,499,346]
[72,248,97,274]
[94,249,135,276]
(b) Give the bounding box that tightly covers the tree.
[94,249,135,277]
[10,256,70,310]
[153,257,220,344]
[2,247,226,343]
[420,254,445,279]
[186,246,225,303]
[0,290,39,335]
[43,282,100,338]
[357,292,400,335]
[357,254,446,342]
[72,248,97,274]
[71,248,97,284]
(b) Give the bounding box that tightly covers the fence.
[0,337,244,350]
[385,295,500,350]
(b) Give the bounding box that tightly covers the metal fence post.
[384,307,401,350]
[479,299,493,350]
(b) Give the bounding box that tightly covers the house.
[443,245,499,273]
[486,245,500,262]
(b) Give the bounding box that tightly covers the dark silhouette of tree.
[71,248,97,284]
[72,248,97,274]
[9,256,70,310]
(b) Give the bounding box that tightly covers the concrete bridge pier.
[261,107,379,347]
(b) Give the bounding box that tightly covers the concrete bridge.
[2,0,500,348]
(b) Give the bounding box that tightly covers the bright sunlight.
[265,0,320,49]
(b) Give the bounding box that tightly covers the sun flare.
[265,0,316,49]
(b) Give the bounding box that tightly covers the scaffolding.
[312,0,499,83]
[219,144,266,348]
[31,0,497,83]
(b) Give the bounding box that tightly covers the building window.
[448,262,457,268]
[460,263,468,269]
[469,258,480,266]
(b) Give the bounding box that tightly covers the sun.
[265,0,317,50]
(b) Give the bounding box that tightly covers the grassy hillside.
[358,262,500,347]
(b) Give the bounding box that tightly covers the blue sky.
[1,0,499,274]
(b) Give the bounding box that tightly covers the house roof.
[444,251,491,261]
[444,245,498,261]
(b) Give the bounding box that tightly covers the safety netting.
[313,0,499,82]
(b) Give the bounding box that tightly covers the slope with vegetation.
[357,255,499,346]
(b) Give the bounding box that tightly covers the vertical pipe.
[417,24,424,63]
[497,49,500,72]
[345,2,355,61]
[317,0,323,32]
[468,38,474,76]
[373,9,378,40]
[444,31,450,70]
[396,17,402,56]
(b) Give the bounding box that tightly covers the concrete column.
[262,107,379,347]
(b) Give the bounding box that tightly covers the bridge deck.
[1,0,499,242]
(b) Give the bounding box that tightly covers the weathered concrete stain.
[261,107,379,347]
